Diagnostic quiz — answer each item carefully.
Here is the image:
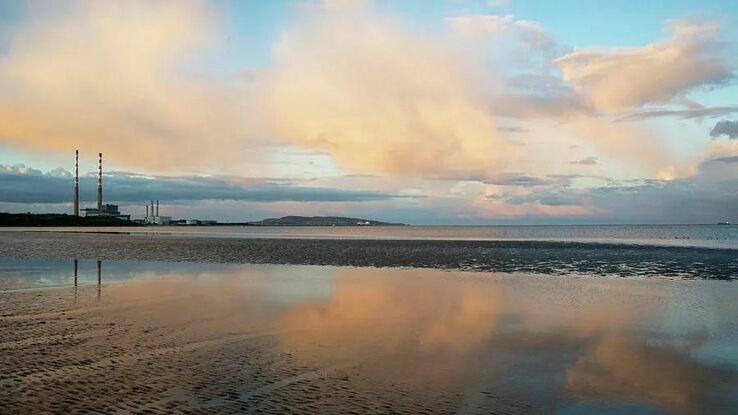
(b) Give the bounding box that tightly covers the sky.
[0,0,736,224]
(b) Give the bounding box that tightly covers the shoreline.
[1,231,736,280]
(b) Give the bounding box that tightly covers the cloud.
[482,174,553,187]
[535,193,588,207]
[0,1,268,173]
[2,163,43,176]
[2,163,73,177]
[0,164,412,204]
[709,155,738,163]
[499,151,738,223]
[267,7,662,179]
[448,14,557,54]
[444,16,669,173]
[268,5,517,179]
[555,21,732,113]
[1,1,541,180]
[497,126,528,133]
[449,14,515,33]
[0,1,733,203]
[617,106,738,122]
[710,120,738,139]
[569,156,600,166]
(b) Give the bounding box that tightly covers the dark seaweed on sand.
[0,232,735,280]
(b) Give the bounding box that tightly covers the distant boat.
[717,221,731,225]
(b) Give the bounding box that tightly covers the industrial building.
[74,151,131,221]
[144,200,171,225]
[185,219,217,225]
[80,204,128,219]
[73,150,218,226]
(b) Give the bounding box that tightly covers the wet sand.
[1,261,737,414]
[1,231,736,279]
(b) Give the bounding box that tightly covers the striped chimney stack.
[73,150,79,216]
[97,153,103,210]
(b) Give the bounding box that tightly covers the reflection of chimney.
[97,153,103,210]
[74,150,79,216]
[97,260,102,299]
[156,200,159,217]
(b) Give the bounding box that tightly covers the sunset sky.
[1,0,736,224]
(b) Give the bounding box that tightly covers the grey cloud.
[506,191,586,206]
[569,157,599,165]
[616,106,738,122]
[47,167,73,178]
[476,172,599,188]
[447,15,563,58]
[710,120,738,139]
[489,90,584,119]
[500,156,738,223]
[1,164,73,178]
[0,165,414,204]
[482,174,553,187]
[537,194,587,206]
[490,72,585,120]
[709,155,738,163]
[546,173,607,181]
[501,178,593,205]
[436,172,555,187]
[2,164,44,176]
[508,74,576,96]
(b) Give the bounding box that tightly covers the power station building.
[80,204,128,219]
[143,200,171,225]
[74,151,130,221]
[72,151,196,225]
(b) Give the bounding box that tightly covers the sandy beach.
[1,260,737,414]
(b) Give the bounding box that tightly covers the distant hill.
[0,213,140,227]
[247,215,407,226]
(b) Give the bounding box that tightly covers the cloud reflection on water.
[2,260,736,413]
[269,268,737,413]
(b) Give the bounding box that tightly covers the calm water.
[3,224,737,249]
[1,259,737,414]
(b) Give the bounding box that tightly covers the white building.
[146,215,172,225]
[143,200,170,225]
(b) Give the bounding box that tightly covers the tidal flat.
[1,230,736,279]
[1,259,737,414]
